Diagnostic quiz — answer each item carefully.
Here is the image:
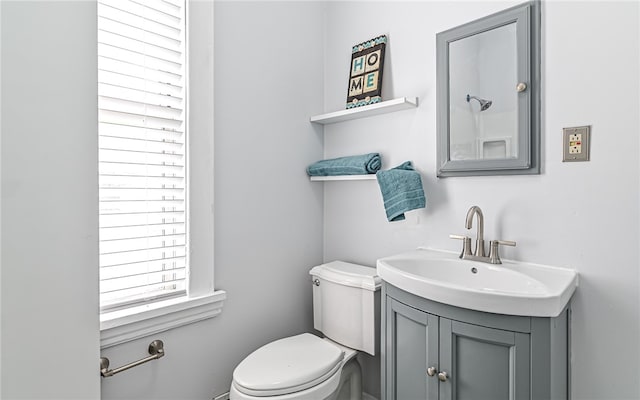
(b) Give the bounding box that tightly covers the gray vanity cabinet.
[382,283,569,400]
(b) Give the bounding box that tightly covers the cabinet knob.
[438,371,449,382]
[426,367,437,377]
[516,82,527,92]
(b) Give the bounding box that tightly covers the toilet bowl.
[229,261,380,400]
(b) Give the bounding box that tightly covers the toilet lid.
[232,333,345,397]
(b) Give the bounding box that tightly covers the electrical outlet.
[563,126,590,162]
[568,133,582,154]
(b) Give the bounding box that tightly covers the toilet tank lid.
[309,261,381,291]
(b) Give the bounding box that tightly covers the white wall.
[101,1,325,399]
[323,1,639,399]
[0,1,101,398]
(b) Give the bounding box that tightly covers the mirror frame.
[436,2,540,177]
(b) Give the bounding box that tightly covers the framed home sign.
[346,35,387,109]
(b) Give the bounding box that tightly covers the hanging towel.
[306,153,381,176]
[376,161,426,222]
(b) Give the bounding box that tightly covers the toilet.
[230,261,381,400]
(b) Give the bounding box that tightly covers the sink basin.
[376,248,578,317]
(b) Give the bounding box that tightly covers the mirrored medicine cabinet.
[436,1,540,177]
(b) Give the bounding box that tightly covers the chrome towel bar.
[100,340,165,378]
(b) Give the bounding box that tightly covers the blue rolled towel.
[376,161,426,222]
[307,153,381,176]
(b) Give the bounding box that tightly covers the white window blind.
[98,0,187,311]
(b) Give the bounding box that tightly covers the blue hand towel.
[376,161,426,222]
[307,153,381,176]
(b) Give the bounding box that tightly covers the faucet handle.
[450,234,473,258]
[489,240,516,264]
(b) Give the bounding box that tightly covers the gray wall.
[322,2,639,399]
[1,1,101,398]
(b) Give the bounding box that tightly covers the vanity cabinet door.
[385,297,439,400]
[438,319,531,400]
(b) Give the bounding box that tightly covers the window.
[98,0,223,347]
[98,0,187,311]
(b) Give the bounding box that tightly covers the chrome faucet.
[450,206,516,264]
[465,206,485,257]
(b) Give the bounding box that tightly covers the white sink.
[376,248,578,317]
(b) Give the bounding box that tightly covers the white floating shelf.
[310,174,377,181]
[310,97,419,125]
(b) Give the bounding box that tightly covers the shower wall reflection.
[449,22,518,161]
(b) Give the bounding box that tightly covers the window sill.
[100,290,226,349]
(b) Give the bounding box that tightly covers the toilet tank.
[309,261,381,356]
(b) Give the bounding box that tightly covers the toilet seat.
[232,333,345,397]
